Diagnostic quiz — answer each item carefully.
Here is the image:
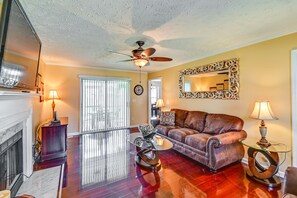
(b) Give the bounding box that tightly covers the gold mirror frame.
[179,58,239,99]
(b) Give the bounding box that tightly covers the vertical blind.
[80,77,130,132]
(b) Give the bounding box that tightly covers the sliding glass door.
[80,76,130,132]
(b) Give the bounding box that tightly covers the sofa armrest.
[207,130,247,148]
[283,167,297,196]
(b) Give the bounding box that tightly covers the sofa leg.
[210,168,217,173]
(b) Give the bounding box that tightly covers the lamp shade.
[250,101,278,120]
[48,90,60,99]
[134,59,148,67]
[156,98,165,108]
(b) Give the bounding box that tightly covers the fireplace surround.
[0,91,36,195]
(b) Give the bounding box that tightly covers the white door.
[80,76,130,132]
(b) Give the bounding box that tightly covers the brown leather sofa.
[283,167,297,198]
[155,109,247,171]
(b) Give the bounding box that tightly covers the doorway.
[148,78,162,122]
[292,49,297,166]
[80,76,130,133]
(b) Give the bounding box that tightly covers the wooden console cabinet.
[40,117,68,161]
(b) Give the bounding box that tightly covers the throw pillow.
[160,111,175,126]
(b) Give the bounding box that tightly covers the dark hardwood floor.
[34,128,283,198]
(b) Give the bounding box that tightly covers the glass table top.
[128,133,173,151]
[241,138,291,153]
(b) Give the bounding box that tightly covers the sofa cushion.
[168,128,197,143]
[160,111,175,126]
[203,114,244,135]
[155,125,179,136]
[185,133,212,151]
[184,111,207,132]
[171,109,188,127]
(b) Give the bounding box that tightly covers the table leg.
[246,147,281,188]
[135,147,161,171]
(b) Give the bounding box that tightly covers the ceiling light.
[134,59,148,67]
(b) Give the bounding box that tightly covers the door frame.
[148,77,162,123]
[79,75,131,133]
[292,49,297,166]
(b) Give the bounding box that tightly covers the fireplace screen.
[0,130,23,196]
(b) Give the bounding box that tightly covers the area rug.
[16,165,63,198]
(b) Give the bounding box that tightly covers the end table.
[241,138,290,188]
[150,117,160,127]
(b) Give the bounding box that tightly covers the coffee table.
[129,133,173,171]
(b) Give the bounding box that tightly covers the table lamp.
[48,90,60,119]
[250,101,278,147]
[156,98,165,117]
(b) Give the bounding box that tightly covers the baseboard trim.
[67,132,80,137]
[241,158,285,178]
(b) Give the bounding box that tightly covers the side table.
[39,117,68,161]
[241,138,290,188]
[150,117,160,127]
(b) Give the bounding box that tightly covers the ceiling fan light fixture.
[134,58,148,67]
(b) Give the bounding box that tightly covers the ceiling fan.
[111,41,173,67]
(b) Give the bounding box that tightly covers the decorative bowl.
[138,124,157,140]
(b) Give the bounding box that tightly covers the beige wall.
[43,65,148,133]
[32,59,47,130]
[148,32,297,171]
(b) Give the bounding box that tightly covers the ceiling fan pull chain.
[139,67,141,84]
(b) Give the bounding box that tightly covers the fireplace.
[0,92,35,196]
[0,130,23,197]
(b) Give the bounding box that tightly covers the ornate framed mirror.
[179,58,239,99]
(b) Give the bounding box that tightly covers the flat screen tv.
[0,0,41,91]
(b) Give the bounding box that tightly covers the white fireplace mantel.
[0,91,38,177]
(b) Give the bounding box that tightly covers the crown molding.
[45,62,148,74]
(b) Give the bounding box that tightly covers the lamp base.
[51,120,61,125]
[257,137,271,147]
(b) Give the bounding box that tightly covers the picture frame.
[216,83,224,91]
[40,82,44,102]
[178,58,239,99]
[36,73,42,94]
[36,74,44,102]
[209,87,217,91]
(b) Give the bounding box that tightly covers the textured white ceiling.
[19,0,297,72]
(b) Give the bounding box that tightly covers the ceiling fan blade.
[150,57,173,61]
[109,50,133,58]
[118,59,134,62]
[132,49,144,57]
[142,48,156,57]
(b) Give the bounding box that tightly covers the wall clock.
[134,84,144,96]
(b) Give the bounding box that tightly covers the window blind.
[80,77,130,132]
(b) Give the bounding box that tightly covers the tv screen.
[0,0,41,91]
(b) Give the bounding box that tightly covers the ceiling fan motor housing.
[132,49,144,57]
[136,41,145,47]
